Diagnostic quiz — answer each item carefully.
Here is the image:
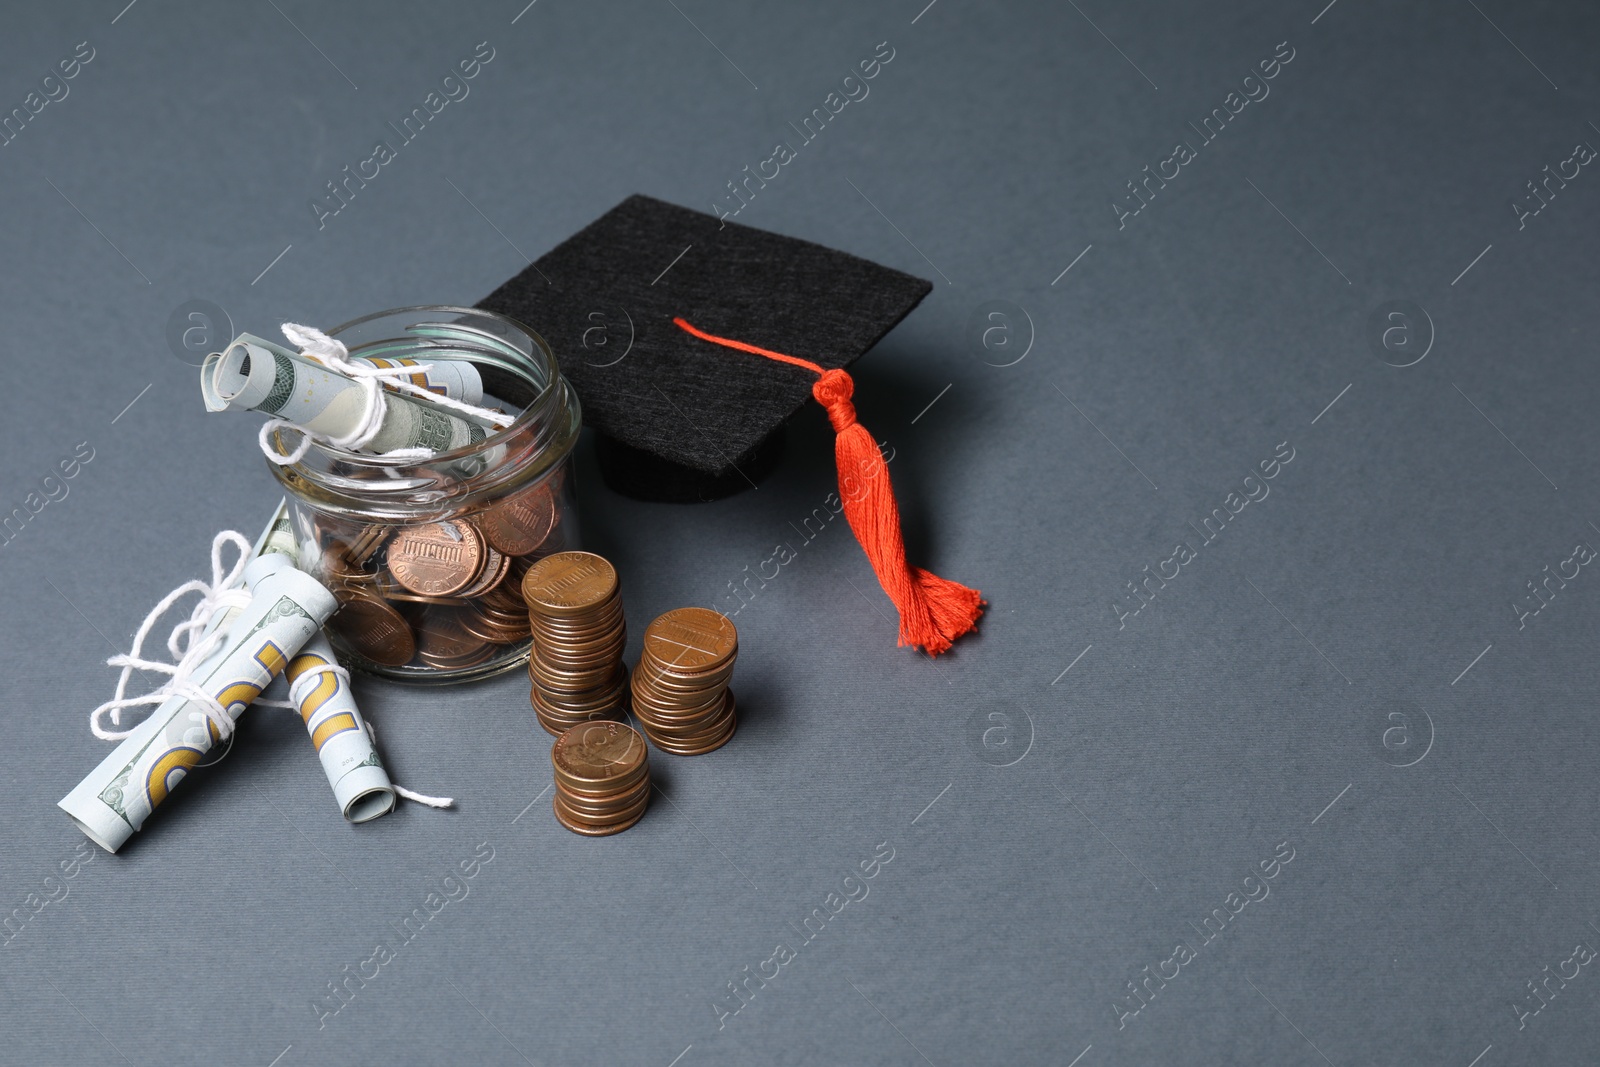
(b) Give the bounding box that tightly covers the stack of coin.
[550,721,651,835]
[630,607,738,755]
[522,551,629,736]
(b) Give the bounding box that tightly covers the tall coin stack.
[550,721,651,836]
[521,551,629,736]
[630,608,738,755]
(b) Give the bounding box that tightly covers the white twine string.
[394,783,454,807]
[90,531,254,742]
[88,531,453,809]
[260,322,514,467]
[286,663,454,808]
[360,717,455,808]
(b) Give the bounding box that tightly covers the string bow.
[89,531,255,742]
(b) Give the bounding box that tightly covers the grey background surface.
[1,1,1596,1064]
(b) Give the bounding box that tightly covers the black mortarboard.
[476,194,932,503]
[478,194,982,655]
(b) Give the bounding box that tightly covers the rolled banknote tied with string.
[223,332,487,403]
[284,640,395,822]
[253,501,396,823]
[59,554,336,853]
[200,333,495,455]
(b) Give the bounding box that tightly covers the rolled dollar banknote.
[253,501,396,823]
[201,333,491,454]
[227,332,484,402]
[284,639,396,822]
[338,338,491,404]
[59,556,336,853]
[360,354,483,404]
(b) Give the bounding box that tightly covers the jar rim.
[267,305,582,516]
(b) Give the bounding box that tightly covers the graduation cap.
[477,195,982,655]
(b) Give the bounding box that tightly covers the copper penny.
[534,636,625,664]
[534,682,627,716]
[529,606,624,636]
[552,796,647,836]
[414,612,487,662]
[646,694,738,755]
[641,608,737,672]
[556,801,649,829]
[456,547,510,599]
[551,721,646,787]
[533,707,623,739]
[381,588,471,607]
[530,627,624,654]
[478,483,557,556]
[554,762,649,797]
[476,603,530,625]
[477,589,526,612]
[634,657,735,694]
[330,592,416,667]
[536,700,625,727]
[419,646,495,670]
[633,711,730,742]
[631,696,726,727]
[533,669,621,695]
[555,789,650,825]
[457,610,528,646]
[553,777,649,809]
[386,520,485,597]
[521,552,618,615]
[555,767,648,801]
[344,524,391,565]
[321,544,382,593]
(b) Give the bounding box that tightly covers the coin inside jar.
[386,520,485,597]
[477,482,557,556]
[343,524,391,566]
[455,546,510,599]
[329,591,417,667]
[414,611,489,663]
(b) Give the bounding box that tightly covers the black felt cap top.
[477,195,932,501]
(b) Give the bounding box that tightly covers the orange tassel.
[673,317,984,655]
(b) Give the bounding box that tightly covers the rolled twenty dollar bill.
[254,501,396,823]
[201,333,491,455]
[59,556,336,853]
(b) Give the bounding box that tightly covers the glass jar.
[268,306,581,684]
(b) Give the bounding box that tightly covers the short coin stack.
[551,721,650,836]
[522,551,629,737]
[630,607,738,755]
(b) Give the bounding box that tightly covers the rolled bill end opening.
[199,350,230,412]
[339,764,397,823]
[57,801,130,854]
[200,342,261,411]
